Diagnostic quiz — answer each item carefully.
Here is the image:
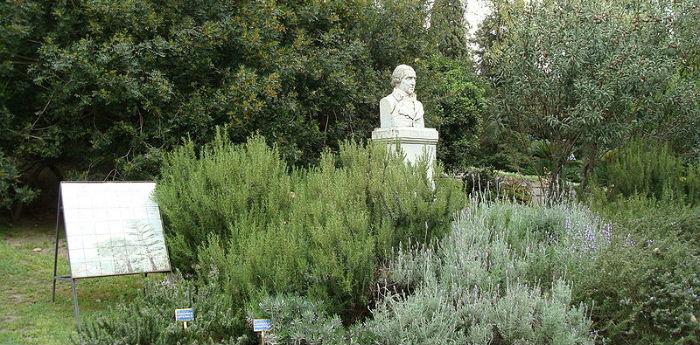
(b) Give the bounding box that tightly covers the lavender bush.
[360,202,599,345]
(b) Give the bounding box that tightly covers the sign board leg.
[71,278,81,332]
[260,331,265,345]
[52,194,62,302]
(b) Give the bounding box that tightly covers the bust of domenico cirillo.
[379,64,424,128]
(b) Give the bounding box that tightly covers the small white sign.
[175,308,194,322]
[253,319,271,332]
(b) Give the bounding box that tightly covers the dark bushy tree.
[419,54,486,171]
[429,0,469,59]
[2,0,484,215]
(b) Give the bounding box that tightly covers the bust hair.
[391,65,415,88]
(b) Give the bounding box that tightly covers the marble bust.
[379,64,424,128]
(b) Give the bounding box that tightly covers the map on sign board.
[60,182,171,278]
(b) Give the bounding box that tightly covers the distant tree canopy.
[0,0,482,216]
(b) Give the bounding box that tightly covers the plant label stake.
[175,308,194,330]
[253,319,272,345]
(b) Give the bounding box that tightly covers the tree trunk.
[580,143,598,192]
[11,204,23,222]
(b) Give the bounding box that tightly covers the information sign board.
[60,182,171,278]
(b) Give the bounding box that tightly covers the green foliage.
[2,0,459,209]
[232,201,602,345]
[478,0,700,187]
[250,295,345,345]
[527,140,581,182]
[577,236,700,345]
[577,195,700,344]
[429,0,469,58]
[0,150,38,217]
[78,273,249,345]
[155,134,464,321]
[566,195,700,344]
[591,193,700,255]
[419,54,486,172]
[597,139,700,204]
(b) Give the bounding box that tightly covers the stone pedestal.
[371,127,439,179]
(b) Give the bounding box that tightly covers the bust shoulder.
[379,95,397,128]
[380,95,397,107]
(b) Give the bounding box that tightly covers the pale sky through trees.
[465,0,491,35]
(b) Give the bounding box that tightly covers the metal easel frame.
[51,186,82,332]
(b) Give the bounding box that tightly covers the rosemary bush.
[155,133,464,321]
[598,139,700,205]
[578,193,700,344]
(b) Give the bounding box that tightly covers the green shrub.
[686,163,700,204]
[474,201,609,286]
[249,295,346,345]
[360,203,596,345]
[241,201,598,345]
[77,272,249,345]
[598,139,700,204]
[0,150,38,220]
[573,234,700,345]
[591,194,700,249]
[577,194,700,344]
[155,133,464,322]
[419,54,487,172]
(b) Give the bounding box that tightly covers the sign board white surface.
[60,182,171,278]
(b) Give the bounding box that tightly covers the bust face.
[397,69,416,95]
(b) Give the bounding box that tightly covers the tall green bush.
[579,193,700,344]
[419,54,487,172]
[598,139,700,204]
[573,233,700,345]
[155,134,464,321]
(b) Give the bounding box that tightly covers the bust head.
[391,64,416,95]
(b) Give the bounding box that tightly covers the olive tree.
[481,0,700,191]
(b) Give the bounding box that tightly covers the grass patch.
[0,219,167,345]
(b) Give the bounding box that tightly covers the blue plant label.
[175,308,194,322]
[253,319,272,332]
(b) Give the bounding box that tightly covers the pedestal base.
[371,127,439,180]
